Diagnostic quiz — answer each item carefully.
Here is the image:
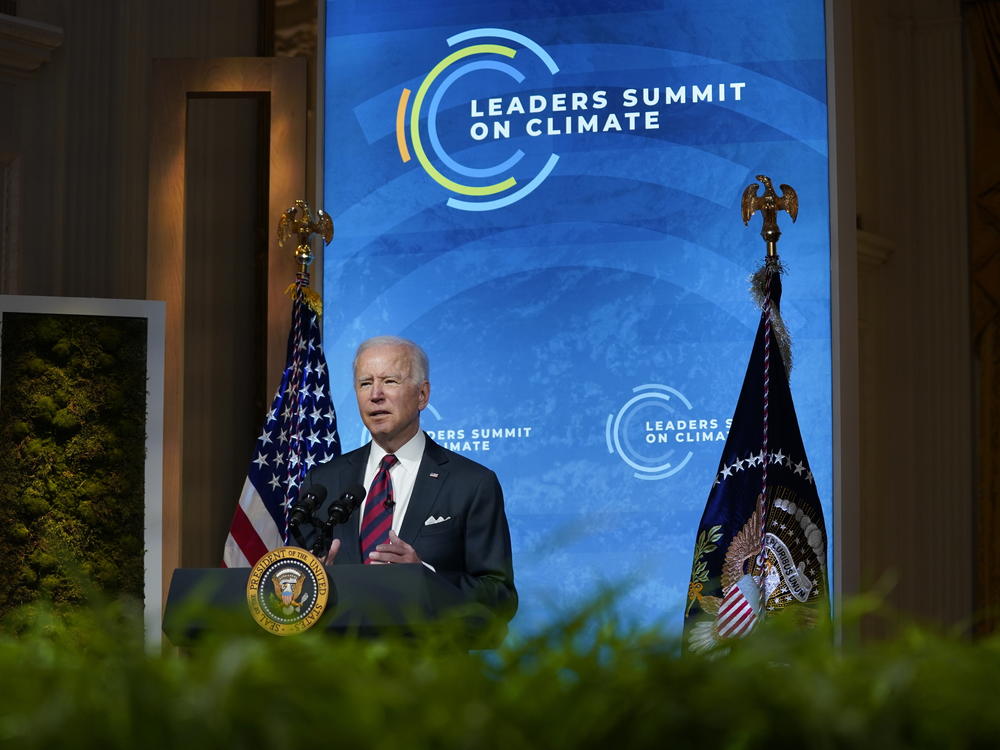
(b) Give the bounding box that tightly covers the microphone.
[311,484,366,558]
[289,485,327,529]
[325,484,366,526]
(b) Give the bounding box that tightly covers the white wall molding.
[0,13,63,76]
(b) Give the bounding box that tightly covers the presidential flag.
[222,279,340,567]
[683,259,828,652]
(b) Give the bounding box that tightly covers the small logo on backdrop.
[606,384,731,480]
[247,547,329,635]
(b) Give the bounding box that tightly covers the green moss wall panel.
[0,312,147,616]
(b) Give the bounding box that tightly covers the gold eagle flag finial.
[741,175,798,374]
[277,199,334,315]
[740,174,798,258]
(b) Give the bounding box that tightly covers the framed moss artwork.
[0,296,164,640]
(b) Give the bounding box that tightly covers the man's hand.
[323,538,341,566]
[367,530,422,564]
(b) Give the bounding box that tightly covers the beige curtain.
[967,1,1000,635]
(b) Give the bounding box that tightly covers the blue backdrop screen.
[323,0,831,632]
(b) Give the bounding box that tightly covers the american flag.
[222,279,340,567]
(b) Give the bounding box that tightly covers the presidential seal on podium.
[246,547,329,635]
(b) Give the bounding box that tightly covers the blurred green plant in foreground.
[1,593,999,750]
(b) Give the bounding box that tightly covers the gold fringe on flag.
[285,282,323,317]
[750,257,792,375]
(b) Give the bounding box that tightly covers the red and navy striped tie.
[360,453,398,563]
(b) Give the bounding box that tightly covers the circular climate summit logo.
[395,28,560,212]
[246,547,329,635]
[606,384,695,480]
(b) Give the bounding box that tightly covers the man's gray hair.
[353,336,430,383]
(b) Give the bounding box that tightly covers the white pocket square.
[424,515,451,526]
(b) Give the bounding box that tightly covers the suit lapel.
[399,436,450,544]
[328,443,371,564]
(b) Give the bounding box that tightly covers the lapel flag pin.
[429,472,439,478]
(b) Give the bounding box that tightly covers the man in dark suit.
[298,336,517,620]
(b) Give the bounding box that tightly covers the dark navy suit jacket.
[299,434,517,621]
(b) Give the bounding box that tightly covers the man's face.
[354,344,429,453]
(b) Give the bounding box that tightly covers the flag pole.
[741,175,799,605]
